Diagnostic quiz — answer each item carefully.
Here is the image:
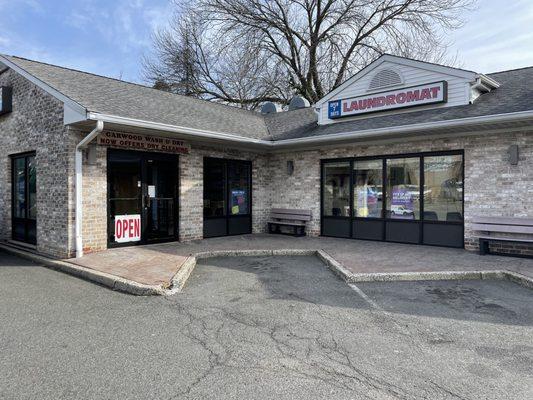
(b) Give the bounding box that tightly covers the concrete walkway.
[68,234,533,289]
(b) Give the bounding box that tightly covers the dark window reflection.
[323,162,350,217]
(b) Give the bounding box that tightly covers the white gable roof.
[315,54,502,125]
[315,54,478,107]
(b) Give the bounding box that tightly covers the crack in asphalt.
[153,256,531,400]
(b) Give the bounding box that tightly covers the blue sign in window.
[328,100,342,119]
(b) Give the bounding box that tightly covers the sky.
[1,0,533,84]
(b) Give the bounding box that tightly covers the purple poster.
[391,188,414,217]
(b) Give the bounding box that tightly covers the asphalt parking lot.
[1,250,532,399]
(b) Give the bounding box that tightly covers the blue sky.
[1,0,533,83]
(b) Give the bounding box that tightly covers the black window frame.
[203,157,253,238]
[106,149,180,248]
[320,150,465,248]
[10,151,37,245]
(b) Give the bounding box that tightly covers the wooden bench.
[268,208,312,237]
[471,216,533,255]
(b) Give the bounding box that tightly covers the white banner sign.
[115,214,141,243]
[98,132,190,154]
[328,81,447,119]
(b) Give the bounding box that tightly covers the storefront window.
[11,153,37,244]
[423,155,463,221]
[353,160,383,218]
[323,162,350,217]
[13,157,26,219]
[386,157,420,219]
[27,156,37,220]
[204,159,226,217]
[228,162,250,215]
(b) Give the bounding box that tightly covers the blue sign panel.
[328,100,342,119]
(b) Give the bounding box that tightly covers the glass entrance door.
[144,157,178,242]
[108,150,178,246]
[203,158,252,238]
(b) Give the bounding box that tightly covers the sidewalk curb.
[170,249,317,292]
[317,249,533,289]
[0,244,167,296]
[3,243,531,295]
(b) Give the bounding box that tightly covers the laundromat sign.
[97,131,190,154]
[328,81,447,119]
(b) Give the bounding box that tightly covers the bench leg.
[479,238,490,255]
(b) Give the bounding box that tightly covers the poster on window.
[115,214,141,243]
[231,190,246,215]
[391,188,414,218]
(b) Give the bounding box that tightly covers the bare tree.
[144,0,475,107]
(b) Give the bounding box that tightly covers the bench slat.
[270,214,312,221]
[271,208,312,216]
[472,216,533,226]
[471,223,533,234]
[268,221,305,226]
[478,236,533,243]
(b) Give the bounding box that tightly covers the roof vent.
[369,69,403,91]
[261,102,279,114]
[288,96,310,111]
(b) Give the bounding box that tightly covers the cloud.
[64,0,172,53]
[448,0,533,72]
[0,36,10,47]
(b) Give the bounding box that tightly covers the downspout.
[75,120,104,258]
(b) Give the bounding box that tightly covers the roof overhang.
[76,109,533,153]
[0,54,87,122]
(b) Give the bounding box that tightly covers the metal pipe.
[75,120,104,258]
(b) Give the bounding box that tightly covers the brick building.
[1,54,532,259]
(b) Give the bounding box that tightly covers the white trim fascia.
[314,57,386,107]
[271,125,533,154]
[0,55,87,116]
[478,74,500,89]
[271,109,533,148]
[87,112,273,146]
[87,109,533,151]
[315,54,477,107]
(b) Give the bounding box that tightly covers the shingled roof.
[0,55,270,140]
[2,54,533,143]
[267,67,533,141]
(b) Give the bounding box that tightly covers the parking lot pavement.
[1,250,532,400]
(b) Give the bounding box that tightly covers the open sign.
[115,215,141,243]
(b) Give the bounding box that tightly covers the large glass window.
[321,151,464,247]
[353,160,383,218]
[228,162,250,216]
[11,153,37,244]
[13,157,26,219]
[204,159,226,217]
[423,155,463,221]
[386,157,420,220]
[323,162,350,217]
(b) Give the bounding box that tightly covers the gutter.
[75,120,104,258]
[86,109,533,150]
[272,109,533,148]
[87,112,268,147]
